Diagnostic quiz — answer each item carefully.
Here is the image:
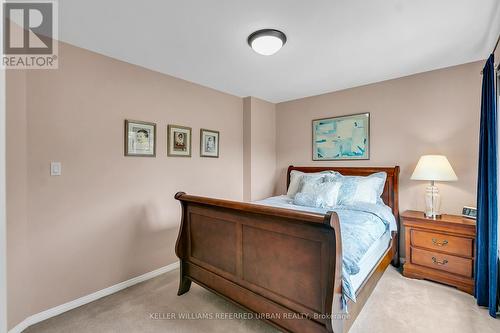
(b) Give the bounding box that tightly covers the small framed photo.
[200,129,220,158]
[124,119,156,157]
[167,124,192,157]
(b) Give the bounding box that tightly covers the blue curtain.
[475,54,499,318]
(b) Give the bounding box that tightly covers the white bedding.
[350,230,392,292]
[254,195,397,231]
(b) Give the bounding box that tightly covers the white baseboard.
[8,261,179,333]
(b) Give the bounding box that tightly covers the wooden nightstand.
[402,210,476,294]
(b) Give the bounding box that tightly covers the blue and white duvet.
[254,196,397,309]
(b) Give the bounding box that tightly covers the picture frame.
[200,128,220,158]
[167,124,192,157]
[312,112,370,161]
[124,119,156,157]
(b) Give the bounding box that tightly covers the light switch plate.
[50,162,61,176]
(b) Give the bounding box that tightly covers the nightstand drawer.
[411,247,473,278]
[411,229,473,257]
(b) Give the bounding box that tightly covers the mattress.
[350,229,392,293]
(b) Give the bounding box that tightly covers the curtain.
[475,54,499,318]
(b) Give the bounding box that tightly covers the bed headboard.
[286,166,400,219]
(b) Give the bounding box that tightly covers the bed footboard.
[175,192,344,333]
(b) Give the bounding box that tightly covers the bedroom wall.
[1,57,9,333]
[6,42,244,329]
[243,97,277,201]
[276,61,483,217]
[6,70,31,328]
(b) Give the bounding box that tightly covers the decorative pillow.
[298,174,325,192]
[323,172,342,183]
[286,170,332,198]
[293,180,342,208]
[293,192,323,208]
[337,172,387,205]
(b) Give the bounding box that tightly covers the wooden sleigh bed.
[175,166,400,333]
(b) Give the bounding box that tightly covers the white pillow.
[353,177,384,204]
[299,174,326,193]
[287,171,304,198]
[294,181,342,208]
[337,172,387,205]
[286,171,331,198]
[323,172,342,183]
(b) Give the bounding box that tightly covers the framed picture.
[200,129,220,158]
[167,124,192,157]
[312,112,370,161]
[124,119,156,157]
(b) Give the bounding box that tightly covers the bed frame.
[175,166,400,333]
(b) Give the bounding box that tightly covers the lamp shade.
[411,155,458,181]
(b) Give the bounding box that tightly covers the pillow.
[337,172,387,205]
[287,171,306,198]
[293,192,323,208]
[298,174,325,192]
[293,180,342,208]
[286,170,332,198]
[323,172,342,183]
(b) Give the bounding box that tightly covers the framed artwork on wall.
[167,124,192,157]
[124,119,156,157]
[200,129,219,158]
[312,112,370,161]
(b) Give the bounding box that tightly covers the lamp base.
[424,184,441,219]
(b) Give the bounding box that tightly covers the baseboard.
[8,261,179,333]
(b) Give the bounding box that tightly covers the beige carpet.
[25,266,499,333]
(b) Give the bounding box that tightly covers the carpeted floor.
[25,266,500,333]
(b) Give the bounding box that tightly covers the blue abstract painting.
[312,113,370,160]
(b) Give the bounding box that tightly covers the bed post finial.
[175,192,186,200]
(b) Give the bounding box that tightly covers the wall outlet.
[50,162,62,176]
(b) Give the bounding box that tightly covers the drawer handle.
[432,257,448,266]
[432,238,449,247]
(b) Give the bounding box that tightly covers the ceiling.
[59,0,500,103]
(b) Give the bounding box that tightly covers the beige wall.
[6,70,31,328]
[276,61,483,215]
[243,97,276,201]
[0,64,6,333]
[243,98,252,200]
[6,42,244,329]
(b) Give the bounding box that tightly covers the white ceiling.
[59,0,500,103]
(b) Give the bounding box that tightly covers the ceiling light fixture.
[247,29,287,56]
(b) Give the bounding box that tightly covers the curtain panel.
[475,54,499,318]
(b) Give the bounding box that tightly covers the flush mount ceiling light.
[247,29,287,56]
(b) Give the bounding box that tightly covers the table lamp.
[411,155,458,219]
